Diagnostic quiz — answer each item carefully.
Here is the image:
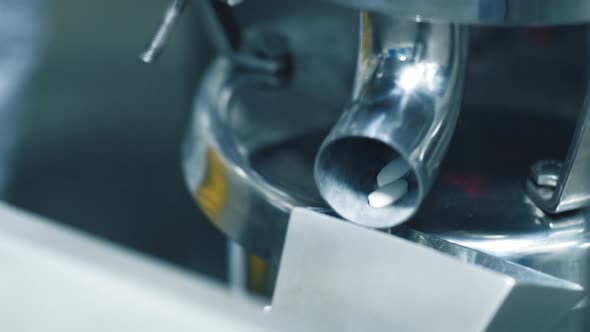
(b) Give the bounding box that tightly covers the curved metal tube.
[315,12,468,228]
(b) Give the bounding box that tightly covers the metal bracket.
[527,88,590,214]
[271,208,584,332]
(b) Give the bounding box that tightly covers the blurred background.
[4,0,226,281]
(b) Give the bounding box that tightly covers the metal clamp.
[527,89,590,214]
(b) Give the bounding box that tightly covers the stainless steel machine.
[142,0,590,330]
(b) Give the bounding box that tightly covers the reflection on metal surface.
[247,254,270,295]
[323,0,590,26]
[315,12,467,228]
[272,209,584,332]
[0,0,44,195]
[528,95,590,214]
[195,148,228,222]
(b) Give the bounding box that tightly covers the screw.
[530,160,562,188]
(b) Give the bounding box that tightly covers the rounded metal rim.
[314,135,425,229]
[182,59,329,265]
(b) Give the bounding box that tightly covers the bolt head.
[530,160,562,188]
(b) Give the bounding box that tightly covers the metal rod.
[227,240,248,295]
[140,0,187,64]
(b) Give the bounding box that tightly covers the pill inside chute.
[368,179,409,208]
[376,158,411,187]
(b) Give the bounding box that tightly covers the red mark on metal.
[444,174,485,198]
